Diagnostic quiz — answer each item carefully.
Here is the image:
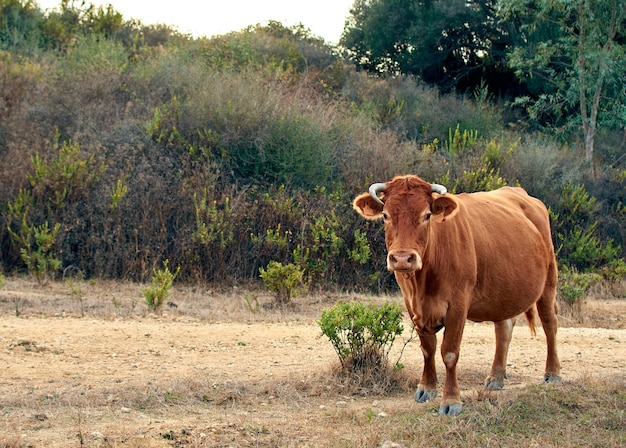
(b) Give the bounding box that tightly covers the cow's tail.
[524,304,538,337]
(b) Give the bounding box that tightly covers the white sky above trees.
[36,0,355,44]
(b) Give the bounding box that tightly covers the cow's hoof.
[542,373,562,384]
[484,376,505,391]
[414,387,437,403]
[439,402,463,416]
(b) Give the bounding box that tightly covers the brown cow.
[353,175,561,416]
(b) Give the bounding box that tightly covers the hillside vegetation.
[0,1,624,295]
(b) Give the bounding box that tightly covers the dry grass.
[2,371,622,447]
[1,275,624,328]
[0,275,624,447]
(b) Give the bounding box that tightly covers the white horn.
[431,183,447,195]
[368,183,387,205]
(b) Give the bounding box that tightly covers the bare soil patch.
[0,277,624,447]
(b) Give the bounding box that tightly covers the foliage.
[18,221,61,285]
[109,178,128,211]
[143,260,180,313]
[293,202,345,284]
[259,260,305,304]
[446,124,479,156]
[6,189,61,285]
[0,1,622,293]
[499,0,626,160]
[601,258,626,283]
[341,0,519,93]
[347,229,371,265]
[193,191,234,248]
[558,265,602,309]
[552,183,621,271]
[28,138,104,212]
[318,301,404,371]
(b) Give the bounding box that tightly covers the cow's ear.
[353,192,384,220]
[431,194,459,222]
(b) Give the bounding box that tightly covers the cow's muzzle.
[387,250,422,272]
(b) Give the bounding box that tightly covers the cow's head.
[353,175,458,273]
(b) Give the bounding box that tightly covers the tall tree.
[340,0,518,93]
[500,0,626,163]
[0,0,44,52]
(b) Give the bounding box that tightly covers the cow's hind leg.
[537,261,562,383]
[415,333,438,403]
[484,318,515,390]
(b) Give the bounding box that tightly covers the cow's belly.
[467,265,547,322]
[465,224,549,321]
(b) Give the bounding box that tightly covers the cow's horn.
[431,183,448,195]
[368,183,387,205]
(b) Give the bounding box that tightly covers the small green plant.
[553,183,620,271]
[293,208,345,284]
[7,188,62,285]
[445,124,479,155]
[601,258,626,297]
[458,166,508,192]
[8,215,62,286]
[243,292,260,313]
[318,301,405,371]
[143,260,180,313]
[250,224,289,250]
[28,137,104,209]
[110,177,128,211]
[259,260,305,304]
[347,229,371,265]
[559,265,602,308]
[193,190,234,248]
[22,222,62,286]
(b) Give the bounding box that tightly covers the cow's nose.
[387,250,422,272]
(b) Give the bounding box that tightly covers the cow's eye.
[424,212,432,222]
[382,212,389,220]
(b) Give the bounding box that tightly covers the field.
[0,277,625,447]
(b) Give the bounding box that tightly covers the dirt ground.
[0,279,625,447]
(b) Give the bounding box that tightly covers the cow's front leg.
[439,319,465,416]
[414,332,437,403]
[484,318,515,390]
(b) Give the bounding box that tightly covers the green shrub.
[445,124,479,155]
[318,301,404,371]
[7,189,61,285]
[601,258,626,283]
[553,183,621,270]
[558,266,602,308]
[143,260,180,313]
[347,229,371,265]
[259,260,305,304]
[293,205,345,284]
[193,191,234,248]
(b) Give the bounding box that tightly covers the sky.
[36,0,356,44]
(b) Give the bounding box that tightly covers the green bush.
[143,260,180,313]
[553,183,621,271]
[259,260,305,304]
[6,189,61,285]
[318,301,404,371]
[558,265,602,308]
